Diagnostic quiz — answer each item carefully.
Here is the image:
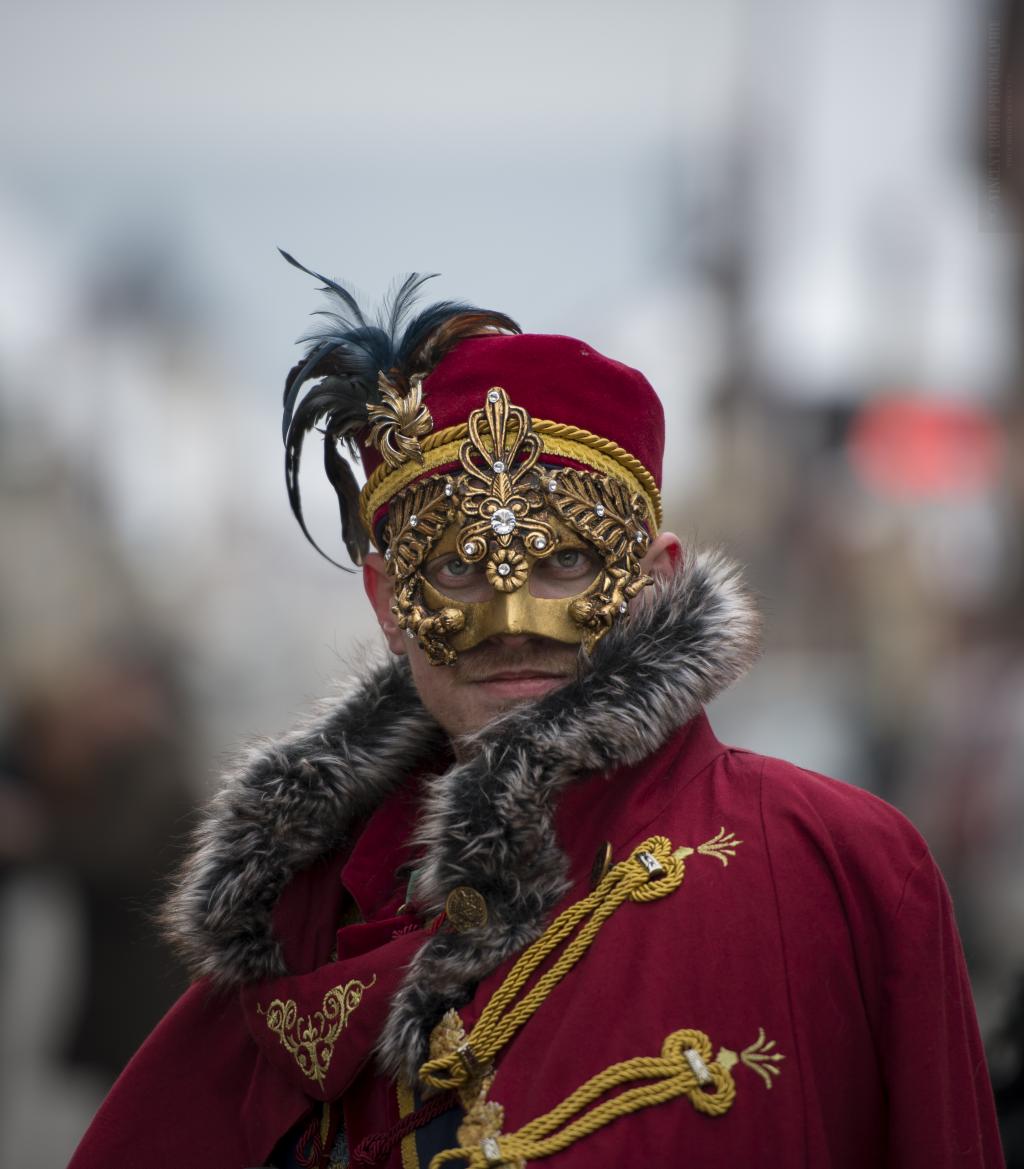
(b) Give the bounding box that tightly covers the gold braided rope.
[359,419,663,537]
[428,1028,735,1168]
[419,837,684,1096]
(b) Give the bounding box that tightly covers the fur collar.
[163,548,760,1082]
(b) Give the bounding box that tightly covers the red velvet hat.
[359,333,665,489]
[358,333,665,543]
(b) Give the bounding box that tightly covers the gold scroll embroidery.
[717,1027,786,1090]
[673,827,744,867]
[261,975,377,1087]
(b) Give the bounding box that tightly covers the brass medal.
[445,886,489,932]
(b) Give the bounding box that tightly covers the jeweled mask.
[365,386,659,665]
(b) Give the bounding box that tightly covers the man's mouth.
[471,669,572,699]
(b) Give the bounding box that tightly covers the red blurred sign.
[847,396,1003,498]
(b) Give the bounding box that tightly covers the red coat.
[68,553,1004,1168]
[69,712,1003,1168]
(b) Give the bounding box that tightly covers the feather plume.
[280,251,520,569]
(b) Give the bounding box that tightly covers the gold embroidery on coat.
[261,975,377,1087]
[717,1027,785,1090]
[396,1079,421,1169]
[673,827,744,867]
[739,1027,785,1088]
[428,1009,513,1163]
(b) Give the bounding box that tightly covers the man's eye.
[529,544,600,598]
[546,548,597,578]
[431,557,482,588]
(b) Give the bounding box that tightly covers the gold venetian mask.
[364,386,660,665]
[420,514,606,651]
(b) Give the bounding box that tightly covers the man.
[69,258,1003,1168]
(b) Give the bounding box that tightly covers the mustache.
[457,642,581,682]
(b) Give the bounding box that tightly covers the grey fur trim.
[161,658,447,984]
[163,547,760,1079]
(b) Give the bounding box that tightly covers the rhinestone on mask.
[444,483,454,497]
[490,508,516,536]
[492,460,506,473]
[595,504,606,517]
[619,601,628,613]
[535,536,547,550]
[409,514,419,528]
[464,541,478,555]
[547,479,558,493]
[497,562,512,577]
[487,389,500,403]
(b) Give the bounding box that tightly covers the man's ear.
[362,554,406,655]
[642,531,683,580]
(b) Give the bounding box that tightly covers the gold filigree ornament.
[365,372,434,469]
[546,467,653,646]
[383,474,466,666]
[260,975,377,1087]
[456,387,556,571]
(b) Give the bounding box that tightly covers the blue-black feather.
[279,251,521,569]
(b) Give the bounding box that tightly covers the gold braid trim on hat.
[360,416,662,544]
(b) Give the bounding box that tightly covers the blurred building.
[1,0,1022,1162]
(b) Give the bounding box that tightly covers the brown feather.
[404,311,520,379]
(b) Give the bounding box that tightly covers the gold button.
[445,886,489,932]
[590,841,613,889]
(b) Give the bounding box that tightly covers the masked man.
[69,259,1004,1169]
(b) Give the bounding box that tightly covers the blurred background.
[2,0,1023,1162]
